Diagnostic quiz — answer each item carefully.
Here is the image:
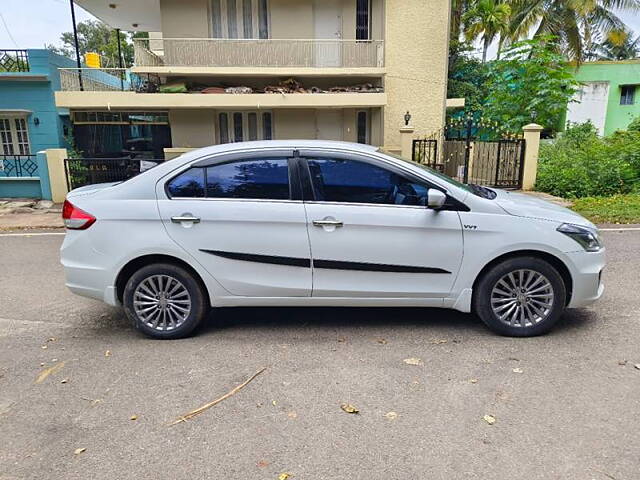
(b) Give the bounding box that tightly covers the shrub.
[535,122,639,198]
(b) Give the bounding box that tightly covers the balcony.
[133,38,385,74]
[0,50,30,72]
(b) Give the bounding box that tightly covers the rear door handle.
[171,215,201,224]
[313,219,343,227]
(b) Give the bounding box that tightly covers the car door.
[299,152,464,298]
[156,151,312,297]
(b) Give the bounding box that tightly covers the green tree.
[47,20,141,67]
[482,37,580,133]
[507,0,640,62]
[447,41,490,115]
[462,0,512,63]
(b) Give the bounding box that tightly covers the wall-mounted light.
[404,111,411,126]
[33,117,40,126]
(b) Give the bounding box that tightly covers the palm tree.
[592,29,640,59]
[462,0,512,63]
[507,0,640,62]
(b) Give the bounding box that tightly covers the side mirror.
[427,189,447,209]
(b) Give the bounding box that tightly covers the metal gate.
[412,117,525,189]
[64,157,164,191]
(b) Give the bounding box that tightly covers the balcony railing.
[134,38,384,68]
[0,49,29,72]
[0,154,38,177]
[59,68,159,92]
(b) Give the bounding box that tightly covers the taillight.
[62,199,96,230]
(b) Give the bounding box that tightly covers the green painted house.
[566,60,640,136]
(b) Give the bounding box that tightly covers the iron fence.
[59,68,160,92]
[64,157,164,190]
[0,154,38,177]
[0,49,29,72]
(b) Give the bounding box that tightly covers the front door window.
[218,111,273,143]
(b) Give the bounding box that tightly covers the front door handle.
[313,219,343,227]
[171,215,201,224]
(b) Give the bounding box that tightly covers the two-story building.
[55,0,451,158]
[565,60,640,136]
[1,49,74,198]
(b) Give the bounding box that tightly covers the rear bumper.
[566,249,605,308]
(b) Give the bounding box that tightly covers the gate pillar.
[45,149,69,203]
[400,125,415,160]
[522,123,543,191]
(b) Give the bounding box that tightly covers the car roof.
[178,140,379,161]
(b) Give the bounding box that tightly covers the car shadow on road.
[86,304,598,340]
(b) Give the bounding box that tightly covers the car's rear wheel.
[473,256,567,337]
[123,263,208,339]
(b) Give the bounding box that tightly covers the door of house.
[314,0,342,67]
[316,110,343,141]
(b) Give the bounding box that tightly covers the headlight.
[557,223,602,252]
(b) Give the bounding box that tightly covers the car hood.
[493,190,596,229]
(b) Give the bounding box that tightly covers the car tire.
[473,256,567,337]
[123,263,209,339]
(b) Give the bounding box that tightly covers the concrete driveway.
[0,230,639,480]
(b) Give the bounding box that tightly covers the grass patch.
[570,194,640,224]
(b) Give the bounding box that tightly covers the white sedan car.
[61,140,604,339]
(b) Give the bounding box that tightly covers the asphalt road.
[0,231,639,480]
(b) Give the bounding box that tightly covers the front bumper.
[566,248,605,308]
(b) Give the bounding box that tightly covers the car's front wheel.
[123,263,209,339]
[473,256,567,337]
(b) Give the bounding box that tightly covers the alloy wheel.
[133,274,192,331]
[490,269,555,328]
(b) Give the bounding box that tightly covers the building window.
[0,116,31,155]
[218,111,273,143]
[211,0,269,39]
[356,0,370,40]
[620,85,636,105]
[356,111,369,144]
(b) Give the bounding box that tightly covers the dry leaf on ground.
[430,339,448,345]
[278,473,291,480]
[340,403,359,414]
[483,415,496,425]
[469,378,478,384]
[403,357,424,366]
[104,350,111,357]
[74,448,86,455]
[635,364,640,370]
[618,360,627,366]
[60,379,68,384]
[376,338,388,345]
[512,368,523,374]
[384,411,398,420]
[35,361,65,384]
[130,415,138,421]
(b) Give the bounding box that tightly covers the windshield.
[377,149,496,199]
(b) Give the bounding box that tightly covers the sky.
[1,0,639,57]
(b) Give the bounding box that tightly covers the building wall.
[383,0,450,148]
[0,50,72,198]
[572,60,640,135]
[566,82,610,135]
[169,110,216,147]
[158,0,384,40]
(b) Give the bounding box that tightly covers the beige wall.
[160,0,209,37]
[169,110,216,147]
[270,0,314,38]
[159,0,384,40]
[383,0,450,148]
[273,109,317,139]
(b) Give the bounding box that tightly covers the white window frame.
[0,114,31,155]
[217,111,273,144]
[210,0,270,39]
